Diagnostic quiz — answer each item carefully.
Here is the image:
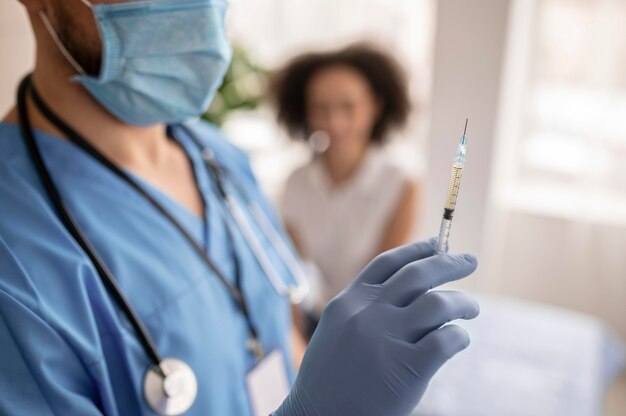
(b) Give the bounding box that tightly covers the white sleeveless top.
[281,148,410,305]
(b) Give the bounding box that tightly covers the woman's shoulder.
[368,148,413,185]
[284,158,318,190]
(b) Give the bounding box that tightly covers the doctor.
[0,0,480,415]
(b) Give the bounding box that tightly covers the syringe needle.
[463,118,468,136]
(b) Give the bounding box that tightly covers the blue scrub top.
[0,120,295,415]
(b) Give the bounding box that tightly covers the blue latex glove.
[275,238,479,416]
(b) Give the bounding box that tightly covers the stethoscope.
[16,75,308,415]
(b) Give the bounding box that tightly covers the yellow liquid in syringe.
[444,164,464,211]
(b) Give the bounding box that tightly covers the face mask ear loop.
[38,11,87,76]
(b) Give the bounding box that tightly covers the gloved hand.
[275,238,479,416]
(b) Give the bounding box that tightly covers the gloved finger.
[357,238,437,285]
[380,253,478,306]
[410,324,470,381]
[389,291,479,342]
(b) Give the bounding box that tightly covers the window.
[497,0,626,224]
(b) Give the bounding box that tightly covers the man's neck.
[4,56,170,169]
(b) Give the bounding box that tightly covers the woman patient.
[270,43,420,337]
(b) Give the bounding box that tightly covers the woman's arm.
[376,179,420,254]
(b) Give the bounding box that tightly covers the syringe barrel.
[444,163,464,211]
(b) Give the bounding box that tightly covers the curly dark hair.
[268,43,411,144]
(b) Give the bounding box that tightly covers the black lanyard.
[16,75,263,367]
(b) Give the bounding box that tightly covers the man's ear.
[18,0,46,14]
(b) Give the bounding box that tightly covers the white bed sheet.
[412,295,625,416]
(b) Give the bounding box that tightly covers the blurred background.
[1,0,624,414]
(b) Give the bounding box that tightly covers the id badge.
[246,350,290,416]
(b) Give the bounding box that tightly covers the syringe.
[436,119,468,254]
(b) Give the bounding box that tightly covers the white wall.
[0,2,34,116]
[423,0,511,288]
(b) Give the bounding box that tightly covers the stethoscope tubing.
[16,75,167,375]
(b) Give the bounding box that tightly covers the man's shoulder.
[0,122,46,204]
[0,192,91,319]
[284,159,316,191]
[0,122,26,162]
[0,122,79,272]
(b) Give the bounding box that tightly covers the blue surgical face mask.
[40,0,232,126]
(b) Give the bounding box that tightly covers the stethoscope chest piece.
[144,358,198,415]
